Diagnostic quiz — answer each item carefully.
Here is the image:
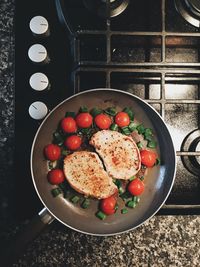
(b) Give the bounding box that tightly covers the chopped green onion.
[114,179,121,188]
[51,188,62,198]
[115,203,119,211]
[81,198,90,209]
[136,124,145,134]
[79,128,91,135]
[128,121,137,132]
[79,106,88,113]
[137,142,143,149]
[147,140,157,148]
[121,208,128,214]
[155,158,161,165]
[118,187,124,195]
[48,161,55,170]
[110,123,118,131]
[144,128,153,136]
[96,211,107,220]
[127,200,137,208]
[144,134,153,141]
[120,191,132,200]
[123,107,134,121]
[53,131,65,146]
[90,107,102,117]
[65,111,76,118]
[129,176,136,181]
[105,107,117,116]
[132,196,140,203]
[121,126,131,135]
[62,149,70,156]
[140,176,145,181]
[70,195,80,204]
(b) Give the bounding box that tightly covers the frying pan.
[1,89,176,265]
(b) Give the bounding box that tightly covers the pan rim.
[30,88,176,236]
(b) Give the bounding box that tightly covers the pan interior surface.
[31,89,176,235]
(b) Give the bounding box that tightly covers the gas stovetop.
[15,0,200,219]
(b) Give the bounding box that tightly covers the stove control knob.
[29,73,49,91]
[28,101,48,120]
[29,16,49,36]
[28,44,49,64]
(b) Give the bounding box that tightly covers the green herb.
[144,128,153,136]
[81,198,90,209]
[128,121,137,132]
[62,149,70,156]
[118,186,124,195]
[51,188,62,198]
[48,161,54,170]
[79,106,88,113]
[115,203,119,211]
[110,123,118,131]
[140,176,145,181]
[136,124,145,134]
[120,191,132,200]
[129,176,136,181]
[105,107,117,116]
[132,196,140,203]
[144,134,153,141]
[121,208,128,214]
[123,107,134,121]
[53,131,65,146]
[70,195,80,204]
[127,200,137,208]
[65,111,76,118]
[114,179,121,188]
[90,107,102,117]
[155,158,161,165]
[147,140,157,148]
[137,142,143,149]
[121,126,131,135]
[96,211,107,220]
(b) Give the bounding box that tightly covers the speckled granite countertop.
[0,0,200,266]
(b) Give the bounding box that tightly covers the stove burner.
[83,0,129,18]
[181,129,200,176]
[175,0,200,27]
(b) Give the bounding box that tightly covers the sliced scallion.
[79,106,88,113]
[140,176,145,181]
[90,107,102,117]
[81,198,90,209]
[137,142,143,149]
[62,149,70,156]
[155,158,161,165]
[65,111,76,118]
[51,188,62,198]
[96,211,107,220]
[123,107,134,121]
[144,134,153,141]
[132,196,140,203]
[70,195,80,204]
[121,208,128,214]
[105,107,117,116]
[129,176,136,181]
[53,131,64,146]
[118,186,124,195]
[110,123,118,131]
[147,140,157,148]
[121,126,131,135]
[144,128,153,136]
[136,124,145,134]
[127,200,137,208]
[128,121,137,132]
[120,191,132,200]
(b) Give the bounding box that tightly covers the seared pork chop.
[90,130,141,180]
[63,151,117,199]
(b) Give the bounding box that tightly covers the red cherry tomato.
[64,135,82,150]
[48,169,65,185]
[100,196,117,215]
[94,114,112,130]
[140,149,157,167]
[128,178,144,196]
[44,144,61,161]
[115,112,130,127]
[75,113,93,128]
[61,117,77,133]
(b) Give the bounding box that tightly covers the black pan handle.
[0,207,54,267]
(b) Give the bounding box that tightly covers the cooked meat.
[63,151,118,199]
[90,130,141,180]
